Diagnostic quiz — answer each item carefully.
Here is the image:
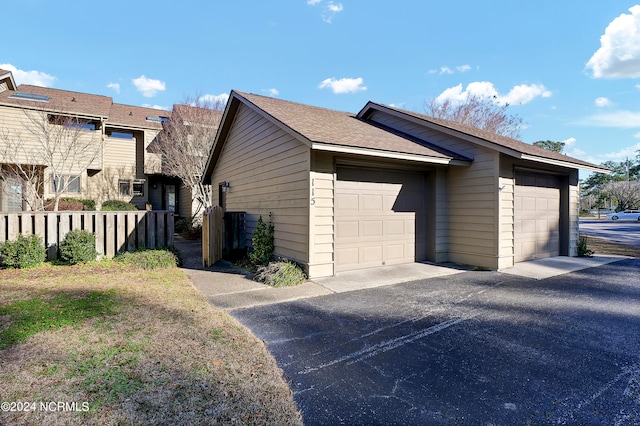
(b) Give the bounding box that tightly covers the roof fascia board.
[0,71,17,90]
[360,102,523,158]
[360,102,610,172]
[203,91,313,182]
[202,94,239,182]
[311,142,470,166]
[105,123,159,131]
[231,91,313,149]
[0,101,107,120]
[519,154,611,174]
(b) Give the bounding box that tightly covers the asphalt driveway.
[580,218,640,247]
[232,258,640,425]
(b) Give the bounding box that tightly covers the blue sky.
[4,1,640,175]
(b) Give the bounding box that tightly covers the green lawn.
[0,261,302,425]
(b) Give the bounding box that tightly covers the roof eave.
[202,90,314,182]
[519,154,611,174]
[360,102,610,173]
[311,142,470,166]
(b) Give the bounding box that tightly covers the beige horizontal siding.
[0,106,103,173]
[210,103,310,263]
[569,172,580,256]
[368,110,500,269]
[309,163,335,278]
[104,137,136,169]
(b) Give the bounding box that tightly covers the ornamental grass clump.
[255,260,306,287]
[116,248,181,269]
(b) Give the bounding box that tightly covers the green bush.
[59,230,98,265]
[0,234,46,269]
[44,198,96,211]
[175,217,202,240]
[578,234,594,258]
[74,198,96,211]
[115,247,181,269]
[102,200,138,211]
[255,260,306,287]
[249,213,274,266]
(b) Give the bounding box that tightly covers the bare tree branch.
[0,106,101,211]
[604,181,640,211]
[426,94,524,140]
[153,94,224,220]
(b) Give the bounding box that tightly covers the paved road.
[233,259,640,425]
[580,218,640,247]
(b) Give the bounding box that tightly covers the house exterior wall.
[0,105,105,208]
[309,151,336,278]
[498,155,580,268]
[209,103,310,264]
[366,110,501,269]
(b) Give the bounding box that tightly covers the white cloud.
[435,81,551,106]
[319,77,367,94]
[600,142,640,162]
[107,82,120,94]
[557,137,640,165]
[586,5,640,78]
[585,109,640,128]
[201,93,229,106]
[132,75,166,97]
[263,88,280,96]
[595,97,612,107]
[308,0,343,23]
[0,63,56,87]
[428,64,472,75]
[142,104,171,111]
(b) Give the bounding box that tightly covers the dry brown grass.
[0,261,303,425]
[583,235,640,258]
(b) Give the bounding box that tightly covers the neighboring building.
[0,69,210,218]
[203,90,609,278]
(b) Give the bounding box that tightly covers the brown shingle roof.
[0,84,113,118]
[235,91,470,161]
[367,102,605,171]
[107,104,169,130]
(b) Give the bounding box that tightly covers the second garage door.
[514,171,561,262]
[334,167,428,272]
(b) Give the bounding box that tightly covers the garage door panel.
[387,219,406,236]
[361,245,383,265]
[336,220,359,238]
[335,167,427,272]
[363,194,384,210]
[336,193,359,210]
[515,171,561,262]
[362,220,383,237]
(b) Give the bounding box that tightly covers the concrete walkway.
[174,235,628,310]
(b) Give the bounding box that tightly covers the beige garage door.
[334,167,427,272]
[514,171,561,262]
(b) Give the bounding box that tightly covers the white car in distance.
[606,210,640,221]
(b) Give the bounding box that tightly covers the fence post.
[46,213,57,260]
[202,208,209,267]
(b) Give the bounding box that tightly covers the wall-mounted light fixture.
[221,181,230,193]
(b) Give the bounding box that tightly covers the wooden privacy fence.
[0,211,174,260]
[202,207,247,267]
[202,206,223,267]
